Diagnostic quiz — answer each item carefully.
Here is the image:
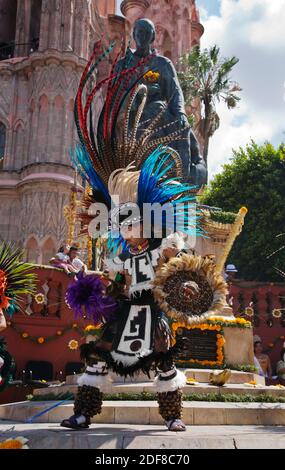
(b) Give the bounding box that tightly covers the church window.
[0,0,17,60]
[29,0,42,52]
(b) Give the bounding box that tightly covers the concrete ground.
[0,421,285,449]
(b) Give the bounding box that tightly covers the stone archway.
[25,236,40,263]
[41,237,56,265]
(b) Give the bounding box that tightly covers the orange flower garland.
[37,337,45,344]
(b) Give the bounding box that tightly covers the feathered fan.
[0,241,37,316]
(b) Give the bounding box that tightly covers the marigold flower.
[245,307,254,316]
[34,293,45,305]
[272,309,282,318]
[68,339,79,350]
[0,436,29,449]
[37,337,45,344]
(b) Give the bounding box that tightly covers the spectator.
[254,338,272,379]
[224,264,238,282]
[68,246,87,273]
[49,244,77,274]
[276,348,285,385]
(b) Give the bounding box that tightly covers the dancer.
[61,37,227,431]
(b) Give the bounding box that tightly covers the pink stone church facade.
[0,0,204,264]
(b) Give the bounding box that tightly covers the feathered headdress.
[71,41,201,253]
[0,242,37,316]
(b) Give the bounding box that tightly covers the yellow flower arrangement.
[68,339,79,350]
[0,436,29,449]
[37,337,45,344]
[84,324,102,332]
[143,70,160,83]
[208,316,251,327]
[186,377,199,385]
[34,293,45,305]
[244,380,263,388]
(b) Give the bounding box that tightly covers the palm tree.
[178,45,242,164]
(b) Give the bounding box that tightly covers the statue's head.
[133,18,155,48]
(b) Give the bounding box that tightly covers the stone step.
[1,400,285,425]
[33,381,285,398]
[66,368,264,385]
[1,422,285,449]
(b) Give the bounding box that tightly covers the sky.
[116,0,285,179]
[197,0,285,179]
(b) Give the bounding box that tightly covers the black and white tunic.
[103,239,165,371]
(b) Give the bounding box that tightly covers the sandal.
[166,418,186,432]
[60,415,90,429]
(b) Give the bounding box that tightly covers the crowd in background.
[49,244,87,275]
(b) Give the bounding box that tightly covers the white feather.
[77,373,112,391]
[153,369,187,392]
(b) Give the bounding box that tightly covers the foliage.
[178,45,241,162]
[200,141,285,281]
[209,210,237,225]
[173,362,257,372]
[29,391,285,403]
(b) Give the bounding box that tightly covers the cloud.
[200,0,285,179]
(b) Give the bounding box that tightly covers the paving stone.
[235,437,285,449]
[1,422,285,449]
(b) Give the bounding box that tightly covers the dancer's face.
[121,222,146,246]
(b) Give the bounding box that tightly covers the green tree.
[178,45,241,163]
[200,141,285,281]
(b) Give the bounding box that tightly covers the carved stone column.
[48,0,62,50]
[14,0,32,57]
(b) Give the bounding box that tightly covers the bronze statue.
[114,18,207,187]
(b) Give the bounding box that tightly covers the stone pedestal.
[223,326,254,367]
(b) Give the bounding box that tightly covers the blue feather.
[71,144,111,206]
[137,146,202,238]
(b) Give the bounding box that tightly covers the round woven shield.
[152,253,228,325]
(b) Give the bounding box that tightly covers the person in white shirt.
[69,246,87,273]
[50,244,77,274]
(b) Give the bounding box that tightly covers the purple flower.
[65,272,117,324]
